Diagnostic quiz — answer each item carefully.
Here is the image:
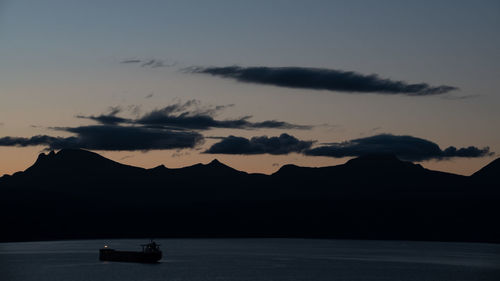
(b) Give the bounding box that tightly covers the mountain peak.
[27,148,139,174]
[347,153,401,163]
[174,158,244,176]
[275,163,301,174]
[343,154,424,173]
[208,159,223,166]
[148,164,168,173]
[472,157,500,181]
[206,159,234,171]
[35,150,55,162]
[33,149,104,165]
[346,153,408,166]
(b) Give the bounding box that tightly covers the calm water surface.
[1,239,499,281]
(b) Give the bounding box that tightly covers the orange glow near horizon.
[0,146,496,177]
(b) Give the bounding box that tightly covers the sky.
[0,0,499,175]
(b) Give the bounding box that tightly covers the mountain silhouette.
[472,157,500,183]
[25,148,144,175]
[0,149,498,243]
[169,158,246,178]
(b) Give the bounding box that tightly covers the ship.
[99,240,162,263]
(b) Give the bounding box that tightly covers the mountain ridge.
[3,148,496,179]
[0,149,498,243]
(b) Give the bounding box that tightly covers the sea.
[1,239,499,281]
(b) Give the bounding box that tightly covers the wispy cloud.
[440,94,480,100]
[121,59,142,64]
[121,58,176,68]
[0,100,310,152]
[76,106,128,125]
[188,66,458,96]
[78,100,311,130]
[120,155,134,160]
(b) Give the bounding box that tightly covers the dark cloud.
[0,135,78,148]
[442,146,491,158]
[137,112,309,130]
[304,134,492,161]
[205,133,314,155]
[76,114,129,125]
[80,100,310,130]
[250,120,309,129]
[59,125,203,151]
[189,66,458,96]
[0,125,203,151]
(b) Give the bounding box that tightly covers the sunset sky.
[1,0,499,176]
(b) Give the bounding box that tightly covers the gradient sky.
[1,0,499,175]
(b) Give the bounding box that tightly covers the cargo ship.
[99,240,162,263]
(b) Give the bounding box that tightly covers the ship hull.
[99,249,162,263]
